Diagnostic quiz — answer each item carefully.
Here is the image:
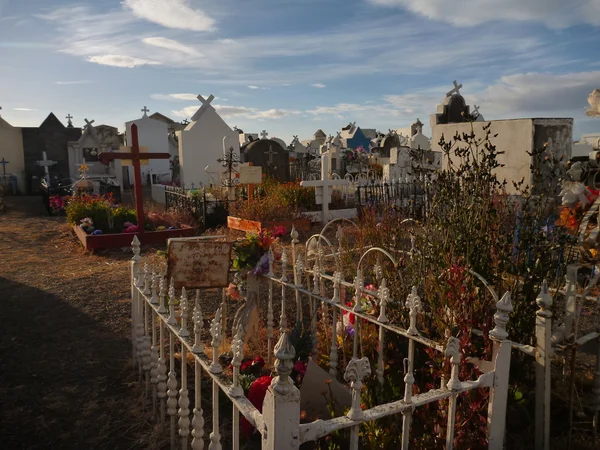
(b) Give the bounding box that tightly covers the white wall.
[125,116,171,185]
[177,110,239,187]
[0,117,25,193]
[432,119,534,194]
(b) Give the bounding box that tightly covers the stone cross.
[301,152,349,222]
[473,105,481,117]
[265,145,278,165]
[446,80,463,97]
[141,106,150,116]
[0,158,9,175]
[36,151,57,182]
[260,130,269,139]
[84,118,95,129]
[191,94,215,121]
[66,114,73,126]
[98,124,171,236]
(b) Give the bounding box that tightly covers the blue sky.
[1,0,600,143]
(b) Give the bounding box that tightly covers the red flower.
[293,360,307,376]
[253,356,265,368]
[242,375,273,437]
[240,359,253,373]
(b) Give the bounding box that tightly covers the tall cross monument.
[36,151,58,183]
[301,152,349,222]
[98,124,171,235]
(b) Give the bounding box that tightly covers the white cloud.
[123,0,215,31]
[55,80,93,85]
[368,0,600,28]
[142,37,202,56]
[307,102,411,118]
[151,93,202,101]
[14,108,37,111]
[311,83,326,88]
[248,85,260,89]
[86,54,160,68]
[171,104,300,119]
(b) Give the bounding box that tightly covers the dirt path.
[0,197,148,450]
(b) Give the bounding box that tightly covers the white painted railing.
[130,219,515,449]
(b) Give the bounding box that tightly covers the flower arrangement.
[342,146,369,169]
[231,228,285,274]
[49,194,70,215]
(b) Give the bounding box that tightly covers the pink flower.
[294,360,307,376]
[226,283,241,300]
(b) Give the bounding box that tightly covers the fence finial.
[332,271,342,304]
[167,278,177,325]
[229,325,245,397]
[490,291,513,341]
[295,254,305,288]
[180,287,190,337]
[157,273,167,314]
[353,269,363,312]
[445,336,462,390]
[272,332,296,394]
[536,280,553,318]
[143,262,151,295]
[267,246,275,277]
[131,235,141,261]
[150,267,158,305]
[312,261,321,295]
[209,308,223,373]
[192,290,204,353]
[291,226,299,244]
[344,357,371,420]
[405,286,422,335]
[377,278,390,323]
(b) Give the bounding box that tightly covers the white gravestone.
[301,152,349,222]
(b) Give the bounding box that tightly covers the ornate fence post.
[131,236,141,360]
[487,291,513,450]
[262,332,301,450]
[535,281,552,450]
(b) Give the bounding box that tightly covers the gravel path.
[0,197,149,450]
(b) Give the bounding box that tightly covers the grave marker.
[0,157,9,175]
[99,124,171,234]
[301,152,349,222]
[36,151,57,183]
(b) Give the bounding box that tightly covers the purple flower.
[345,324,355,338]
[252,253,270,276]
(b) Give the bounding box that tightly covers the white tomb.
[124,107,171,186]
[177,95,239,187]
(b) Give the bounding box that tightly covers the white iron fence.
[130,220,515,449]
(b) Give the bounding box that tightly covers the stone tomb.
[241,138,290,182]
[125,107,171,186]
[177,94,239,187]
[0,114,25,193]
[22,113,82,193]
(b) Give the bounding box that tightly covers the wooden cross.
[141,106,150,116]
[98,123,171,236]
[36,151,57,182]
[301,153,349,222]
[191,94,215,121]
[446,80,463,97]
[84,118,95,129]
[66,114,73,125]
[260,130,268,139]
[0,157,9,175]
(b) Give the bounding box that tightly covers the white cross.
[84,118,95,129]
[260,130,268,139]
[141,106,150,116]
[446,80,463,97]
[473,104,481,117]
[191,94,215,121]
[301,152,349,222]
[36,151,58,183]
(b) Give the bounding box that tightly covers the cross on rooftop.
[36,151,58,183]
[66,114,73,125]
[141,106,150,116]
[473,105,481,117]
[446,80,463,97]
[260,130,269,139]
[191,94,215,121]
[0,157,9,175]
[84,118,95,129]
[182,119,189,125]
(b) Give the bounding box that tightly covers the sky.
[1,0,600,144]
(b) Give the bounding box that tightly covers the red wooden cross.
[98,123,171,235]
